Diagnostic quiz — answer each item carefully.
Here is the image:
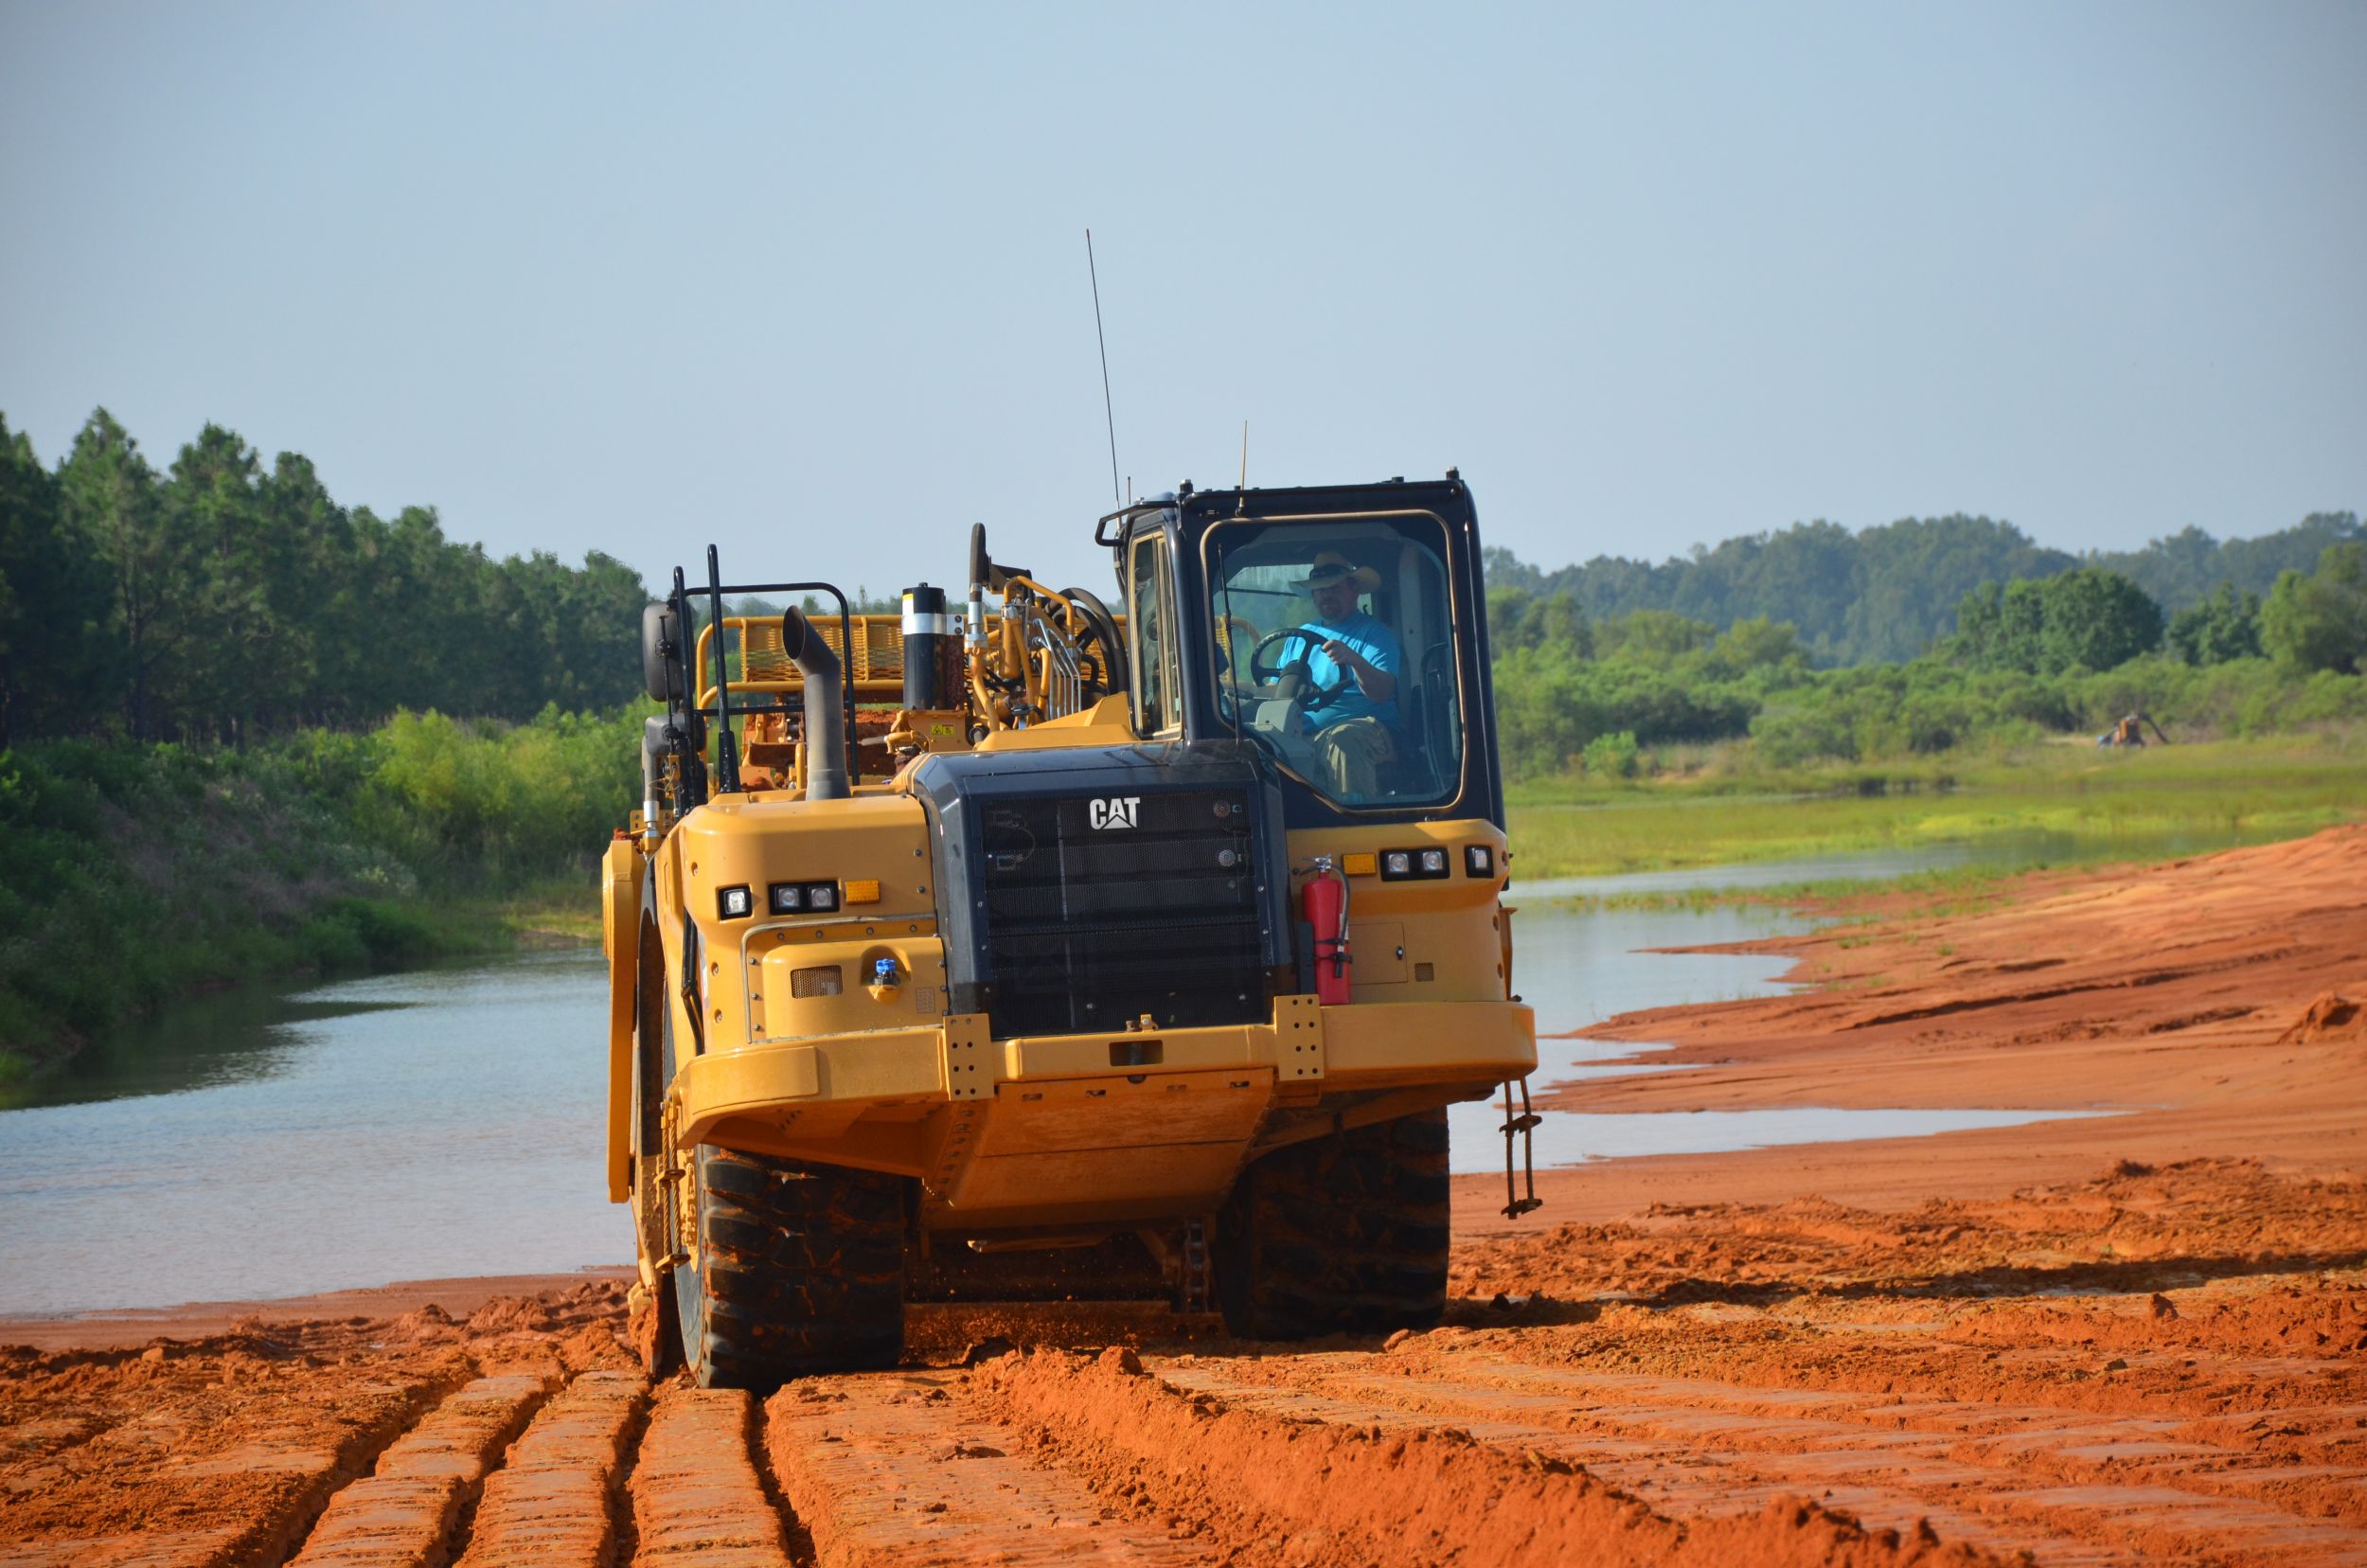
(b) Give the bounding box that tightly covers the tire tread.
[1216,1109,1450,1341]
[678,1145,907,1388]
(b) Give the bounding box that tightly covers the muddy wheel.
[629,1143,684,1379]
[630,907,685,1379]
[1214,1108,1450,1341]
[672,1145,909,1389]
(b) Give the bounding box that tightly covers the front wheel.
[672,1145,909,1389]
[1215,1109,1450,1340]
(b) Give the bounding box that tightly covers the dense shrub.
[2262,543,2367,675]
[0,704,645,1059]
[1581,730,1642,778]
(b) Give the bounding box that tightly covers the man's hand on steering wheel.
[1246,625,1352,710]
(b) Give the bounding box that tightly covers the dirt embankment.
[3,829,2362,1565]
[1460,823,2367,1226]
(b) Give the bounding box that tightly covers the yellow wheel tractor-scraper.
[601,476,1539,1386]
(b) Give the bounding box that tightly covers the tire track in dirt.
[0,1283,639,1568]
[284,1373,552,1567]
[965,1346,1999,1567]
[1149,1340,2367,1564]
[764,1364,1209,1565]
[454,1369,647,1568]
[0,1355,470,1568]
[628,1385,794,1567]
[1146,1354,2052,1558]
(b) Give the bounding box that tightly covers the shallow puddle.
[1461,1100,2109,1170]
[1443,846,2124,1174]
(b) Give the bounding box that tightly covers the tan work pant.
[1313,717,1396,798]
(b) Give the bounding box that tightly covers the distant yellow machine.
[2098,711,2172,747]
[604,478,1538,1386]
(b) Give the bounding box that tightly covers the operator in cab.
[1273,551,1400,797]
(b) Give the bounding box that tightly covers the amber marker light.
[1341,852,1379,877]
[843,879,881,905]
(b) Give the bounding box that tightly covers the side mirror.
[641,602,683,704]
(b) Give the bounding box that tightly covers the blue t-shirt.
[1281,610,1400,732]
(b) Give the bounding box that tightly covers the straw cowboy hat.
[1298,551,1380,592]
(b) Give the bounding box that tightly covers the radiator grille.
[973,787,1266,1039]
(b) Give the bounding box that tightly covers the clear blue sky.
[4,2,2361,597]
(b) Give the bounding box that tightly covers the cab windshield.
[1206,517,1463,808]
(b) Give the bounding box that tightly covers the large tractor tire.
[1214,1108,1450,1341]
[650,911,908,1389]
[629,913,684,1380]
[670,1144,909,1389]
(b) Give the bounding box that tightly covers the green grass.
[1508,725,2367,880]
[489,877,606,944]
[1551,861,2051,920]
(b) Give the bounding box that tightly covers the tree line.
[0,409,649,744]
[6,404,2359,778]
[1486,510,2362,666]
[1488,543,2367,776]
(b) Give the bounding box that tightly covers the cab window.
[1128,531,1183,736]
[1206,517,1463,808]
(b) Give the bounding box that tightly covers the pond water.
[0,840,2132,1314]
[0,953,625,1315]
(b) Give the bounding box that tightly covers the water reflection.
[1447,894,1808,1172]
[0,951,630,1315]
[2,988,415,1112]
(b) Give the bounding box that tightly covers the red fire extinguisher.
[1303,856,1352,1005]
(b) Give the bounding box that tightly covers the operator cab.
[1110,477,1504,829]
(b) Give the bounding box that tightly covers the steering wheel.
[1246,625,1350,710]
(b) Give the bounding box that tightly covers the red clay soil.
[3,829,2363,1564]
[1457,822,2367,1229]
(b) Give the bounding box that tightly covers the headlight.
[1379,847,1452,882]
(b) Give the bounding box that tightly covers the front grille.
[973,787,1266,1039]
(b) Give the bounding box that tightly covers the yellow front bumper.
[669,995,1535,1223]
[674,994,1536,1141]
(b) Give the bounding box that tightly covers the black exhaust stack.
[900,582,958,709]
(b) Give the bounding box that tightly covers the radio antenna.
[1239,420,1250,489]
[1086,229,1121,505]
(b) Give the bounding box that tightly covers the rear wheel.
[672,1145,909,1389]
[1215,1109,1450,1340]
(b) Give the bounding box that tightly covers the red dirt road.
[4,829,2362,1565]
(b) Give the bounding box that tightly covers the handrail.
[685,572,857,792]
[1094,498,1174,547]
